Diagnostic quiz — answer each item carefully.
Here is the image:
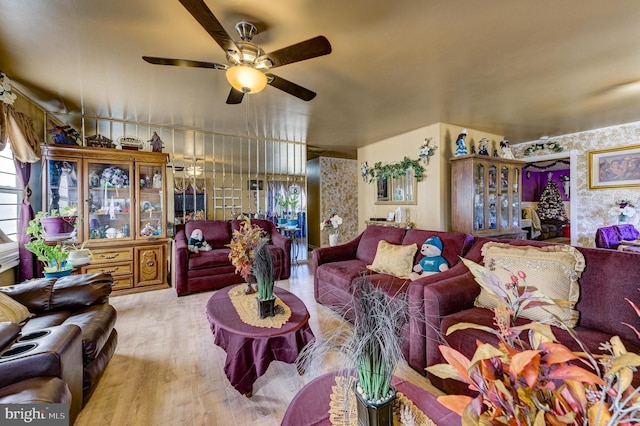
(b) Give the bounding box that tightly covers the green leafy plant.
[274,191,299,217]
[24,210,76,271]
[427,258,640,426]
[367,156,425,183]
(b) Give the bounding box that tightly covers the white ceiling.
[2,0,640,158]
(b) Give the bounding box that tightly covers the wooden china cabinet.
[41,144,170,294]
[451,155,526,239]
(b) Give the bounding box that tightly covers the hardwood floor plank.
[75,261,443,426]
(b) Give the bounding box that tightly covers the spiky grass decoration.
[298,277,409,403]
[253,240,275,301]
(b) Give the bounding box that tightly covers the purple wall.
[522,169,570,202]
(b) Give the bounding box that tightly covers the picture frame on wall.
[588,144,640,189]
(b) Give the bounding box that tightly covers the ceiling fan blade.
[143,56,227,70]
[178,0,239,54]
[266,74,316,101]
[260,36,332,69]
[226,88,245,104]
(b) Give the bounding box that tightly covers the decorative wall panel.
[319,157,358,246]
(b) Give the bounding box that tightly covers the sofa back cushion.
[575,246,640,343]
[402,229,474,267]
[185,220,231,249]
[476,242,586,328]
[355,225,406,264]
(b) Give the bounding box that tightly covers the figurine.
[152,171,162,189]
[499,140,515,159]
[493,149,499,157]
[187,229,212,253]
[454,129,468,156]
[478,138,489,156]
[470,144,476,155]
[149,131,163,153]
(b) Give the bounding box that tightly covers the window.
[0,144,22,242]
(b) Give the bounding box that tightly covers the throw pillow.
[475,242,586,328]
[367,240,418,279]
[0,291,33,323]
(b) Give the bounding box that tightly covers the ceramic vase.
[329,233,339,247]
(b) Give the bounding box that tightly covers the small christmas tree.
[536,173,568,222]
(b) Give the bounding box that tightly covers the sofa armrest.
[422,271,480,368]
[174,228,190,295]
[312,234,362,269]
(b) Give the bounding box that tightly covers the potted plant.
[24,210,76,277]
[298,277,408,426]
[252,240,277,318]
[63,240,93,267]
[227,217,267,294]
[275,191,299,225]
[427,258,640,425]
[39,206,78,237]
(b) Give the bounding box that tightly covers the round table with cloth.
[206,285,315,396]
[281,371,462,426]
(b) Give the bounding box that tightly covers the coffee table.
[281,371,461,426]
[206,286,314,396]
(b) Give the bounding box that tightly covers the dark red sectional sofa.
[313,226,640,394]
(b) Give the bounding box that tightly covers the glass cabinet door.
[499,166,510,230]
[474,163,485,231]
[511,167,521,228]
[86,160,134,241]
[45,157,81,240]
[137,163,165,238]
[488,165,497,230]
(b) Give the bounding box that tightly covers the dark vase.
[354,386,396,426]
[257,297,276,319]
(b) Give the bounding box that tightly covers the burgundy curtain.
[15,158,37,281]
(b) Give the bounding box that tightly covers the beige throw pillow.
[367,240,418,279]
[0,291,33,323]
[475,242,586,328]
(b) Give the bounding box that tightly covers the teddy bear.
[187,228,211,254]
[410,236,449,281]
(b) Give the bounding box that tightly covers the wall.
[357,122,504,232]
[318,157,358,247]
[512,122,640,247]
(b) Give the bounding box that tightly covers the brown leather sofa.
[0,273,117,422]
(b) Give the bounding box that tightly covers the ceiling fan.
[143,0,332,104]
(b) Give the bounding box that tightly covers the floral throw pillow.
[475,242,586,328]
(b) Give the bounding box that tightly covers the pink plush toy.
[187,229,211,253]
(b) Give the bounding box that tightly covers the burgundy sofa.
[174,219,291,296]
[422,237,640,395]
[312,225,474,373]
[0,273,117,423]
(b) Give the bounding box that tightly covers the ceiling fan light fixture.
[226,65,267,94]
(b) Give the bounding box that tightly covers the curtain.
[1,104,40,162]
[15,158,37,280]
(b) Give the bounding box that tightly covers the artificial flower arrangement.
[320,210,343,235]
[418,137,438,164]
[609,199,636,219]
[227,217,266,281]
[101,166,130,188]
[0,72,17,105]
[427,257,640,425]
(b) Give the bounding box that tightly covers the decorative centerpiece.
[320,210,343,247]
[427,258,640,425]
[609,199,636,223]
[252,241,277,318]
[298,278,408,426]
[227,217,266,295]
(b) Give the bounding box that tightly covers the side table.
[281,371,461,426]
[206,286,314,396]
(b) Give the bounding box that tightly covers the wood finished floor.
[75,260,444,426]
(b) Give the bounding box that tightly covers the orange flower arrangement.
[227,217,266,280]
